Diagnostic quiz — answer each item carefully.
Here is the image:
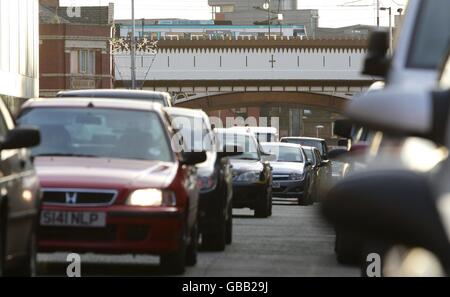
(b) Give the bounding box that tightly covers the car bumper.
[38,205,185,255]
[232,183,266,209]
[272,179,305,198]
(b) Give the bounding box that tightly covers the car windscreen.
[216,132,260,160]
[17,108,174,162]
[255,132,275,142]
[407,0,450,69]
[169,114,213,152]
[262,145,304,163]
[282,139,325,156]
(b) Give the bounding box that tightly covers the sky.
[59,0,408,28]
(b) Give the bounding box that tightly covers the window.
[221,5,234,13]
[407,0,450,69]
[71,50,95,75]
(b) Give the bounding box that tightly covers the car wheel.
[160,229,187,275]
[268,187,273,217]
[254,190,269,218]
[225,205,233,245]
[0,203,7,277]
[202,209,226,251]
[185,222,198,267]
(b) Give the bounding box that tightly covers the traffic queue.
[0,90,333,276]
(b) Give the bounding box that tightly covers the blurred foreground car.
[0,100,41,276]
[16,98,206,275]
[215,128,273,218]
[165,107,240,251]
[260,142,313,205]
[323,52,450,276]
[57,89,173,107]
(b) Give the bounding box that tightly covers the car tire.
[160,229,187,275]
[202,210,226,251]
[254,189,270,218]
[185,222,198,267]
[225,205,233,245]
[0,205,6,277]
[335,231,359,265]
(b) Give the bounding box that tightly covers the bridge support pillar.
[290,108,303,137]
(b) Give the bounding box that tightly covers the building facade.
[0,0,39,113]
[208,0,318,38]
[39,0,114,97]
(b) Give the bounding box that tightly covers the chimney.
[39,0,59,7]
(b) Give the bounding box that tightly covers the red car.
[16,98,206,274]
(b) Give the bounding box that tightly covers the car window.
[303,149,316,165]
[170,115,213,152]
[282,139,325,156]
[17,108,174,162]
[216,132,259,160]
[261,144,304,163]
[314,150,322,164]
[407,0,450,69]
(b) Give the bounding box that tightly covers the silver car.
[261,142,313,206]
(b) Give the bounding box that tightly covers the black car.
[215,128,273,218]
[166,108,239,251]
[57,89,173,107]
[303,146,329,202]
[0,99,41,276]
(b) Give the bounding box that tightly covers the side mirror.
[334,119,354,139]
[362,31,390,77]
[217,145,243,159]
[1,127,40,150]
[328,148,348,160]
[337,139,349,147]
[305,161,313,167]
[181,151,207,166]
[347,88,431,138]
[322,170,450,268]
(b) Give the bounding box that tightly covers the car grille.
[39,226,117,242]
[42,189,118,206]
[273,175,290,181]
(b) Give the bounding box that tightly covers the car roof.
[247,126,278,133]
[215,127,254,137]
[164,107,206,119]
[57,89,171,100]
[281,136,326,142]
[21,98,165,112]
[260,142,301,149]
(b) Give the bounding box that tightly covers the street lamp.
[316,125,324,138]
[278,13,283,37]
[130,0,136,89]
[380,6,393,55]
[263,0,271,38]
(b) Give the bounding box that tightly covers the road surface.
[37,198,359,277]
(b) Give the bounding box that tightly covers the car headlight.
[126,189,176,207]
[235,171,260,182]
[289,172,305,181]
[197,175,217,191]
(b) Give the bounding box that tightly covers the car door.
[0,101,39,259]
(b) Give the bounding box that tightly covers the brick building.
[39,0,114,97]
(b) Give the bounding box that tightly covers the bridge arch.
[175,91,350,113]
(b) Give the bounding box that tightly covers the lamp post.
[278,13,283,37]
[130,0,136,89]
[316,125,324,138]
[380,6,393,55]
[263,0,271,38]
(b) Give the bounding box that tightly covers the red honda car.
[16,98,206,274]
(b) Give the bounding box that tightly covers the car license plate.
[40,211,106,228]
[272,182,281,189]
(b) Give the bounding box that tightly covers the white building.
[0,0,39,113]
